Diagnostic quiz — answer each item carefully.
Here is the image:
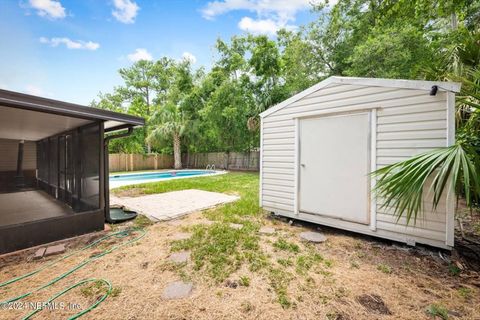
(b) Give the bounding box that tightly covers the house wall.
[0,138,37,171]
[261,83,452,248]
[0,139,37,192]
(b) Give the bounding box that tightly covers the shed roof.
[260,76,462,118]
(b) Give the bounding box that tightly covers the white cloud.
[127,48,152,62]
[25,85,43,96]
[39,37,100,50]
[238,17,294,35]
[28,0,66,19]
[182,52,197,64]
[201,0,315,35]
[112,0,139,24]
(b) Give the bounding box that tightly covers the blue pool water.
[110,170,215,182]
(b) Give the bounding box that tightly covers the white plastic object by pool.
[259,76,461,249]
[109,170,226,188]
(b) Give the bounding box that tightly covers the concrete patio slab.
[110,189,239,221]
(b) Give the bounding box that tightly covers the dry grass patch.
[1,173,479,319]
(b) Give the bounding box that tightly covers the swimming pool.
[109,170,224,188]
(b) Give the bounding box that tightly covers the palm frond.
[372,144,480,225]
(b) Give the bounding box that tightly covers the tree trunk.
[173,132,182,169]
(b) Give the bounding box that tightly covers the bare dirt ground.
[1,209,479,320]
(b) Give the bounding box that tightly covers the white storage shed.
[259,76,461,249]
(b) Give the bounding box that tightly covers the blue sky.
[0,0,318,105]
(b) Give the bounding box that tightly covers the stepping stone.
[299,231,327,243]
[44,244,66,257]
[162,281,193,299]
[171,233,192,240]
[169,251,190,264]
[33,247,46,260]
[259,227,275,235]
[229,223,243,230]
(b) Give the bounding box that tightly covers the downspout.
[104,127,134,223]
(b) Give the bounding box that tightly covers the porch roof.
[0,89,144,141]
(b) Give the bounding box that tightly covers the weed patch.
[296,252,324,275]
[458,286,472,299]
[426,304,449,319]
[239,276,250,287]
[80,280,109,298]
[448,264,461,276]
[133,214,154,228]
[273,238,300,253]
[171,223,265,282]
[268,267,293,309]
[377,264,392,274]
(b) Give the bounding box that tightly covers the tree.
[148,102,188,169]
[147,58,197,168]
[90,92,145,153]
[345,25,436,79]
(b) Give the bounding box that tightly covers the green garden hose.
[21,279,112,320]
[0,228,146,319]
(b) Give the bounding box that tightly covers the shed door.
[299,112,370,224]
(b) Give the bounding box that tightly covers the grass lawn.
[115,171,260,221]
[115,172,275,287]
[115,172,334,308]
[1,172,479,319]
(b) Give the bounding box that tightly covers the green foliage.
[123,172,264,282]
[345,26,435,79]
[373,144,480,224]
[277,258,293,268]
[95,0,480,220]
[426,303,449,319]
[268,267,293,308]
[457,286,472,299]
[239,275,250,287]
[273,238,300,253]
[377,264,392,274]
[448,263,462,276]
[93,1,479,157]
[296,252,324,275]
[80,280,108,298]
[171,222,264,282]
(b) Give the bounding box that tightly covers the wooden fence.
[109,154,174,172]
[182,151,259,171]
[109,151,259,172]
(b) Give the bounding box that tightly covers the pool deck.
[109,169,227,189]
[110,189,239,221]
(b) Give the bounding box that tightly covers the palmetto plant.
[372,144,480,225]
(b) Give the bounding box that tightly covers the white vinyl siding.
[261,82,451,249]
